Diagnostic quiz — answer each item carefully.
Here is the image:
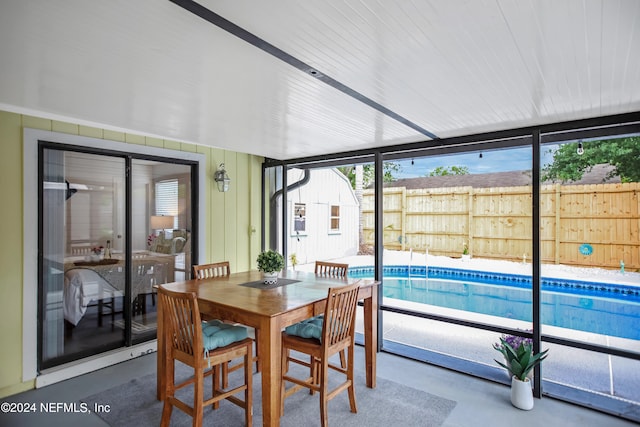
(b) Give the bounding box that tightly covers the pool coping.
[349,265,640,301]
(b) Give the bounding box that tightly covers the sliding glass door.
[40,149,126,367]
[39,145,195,369]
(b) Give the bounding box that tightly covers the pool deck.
[329,249,640,287]
[297,250,640,410]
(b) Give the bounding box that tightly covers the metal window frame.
[261,113,640,360]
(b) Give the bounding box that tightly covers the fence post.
[468,187,474,255]
[401,187,407,251]
[555,184,561,265]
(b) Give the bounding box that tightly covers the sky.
[393,145,558,179]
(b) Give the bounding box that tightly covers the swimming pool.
[349,265,640,341]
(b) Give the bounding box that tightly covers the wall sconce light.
[214,163,230,192]
[577,141,584,155]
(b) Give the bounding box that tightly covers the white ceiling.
[1,0,639,160]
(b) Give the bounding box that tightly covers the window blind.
[155,179,178,229]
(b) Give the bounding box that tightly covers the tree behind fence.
[361,182,640,271]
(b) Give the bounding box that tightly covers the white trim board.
[36,341,157,388]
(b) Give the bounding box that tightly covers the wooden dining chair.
[192,261,231,279]
[281,282,361,427]
[131,261,157,317]
[193,261,260,385]
[314,261,349,277]
[315,260,349,368]
[158,286,253,427]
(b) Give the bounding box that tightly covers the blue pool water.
[349,265,640,340]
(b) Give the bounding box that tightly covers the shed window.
[293,203,306,234]
[329,205,340,232]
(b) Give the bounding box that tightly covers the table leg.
[258,318,282,427]
[363,286,378,388]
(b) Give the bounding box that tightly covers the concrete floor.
[4,255,637,425]
[1,346,635,427]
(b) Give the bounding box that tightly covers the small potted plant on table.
[257,250,285,285]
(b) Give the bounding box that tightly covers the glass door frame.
[37,141,200,369]
[23,128,206,380]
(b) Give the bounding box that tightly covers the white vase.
[262,271,279,285]
[510,375,534,410]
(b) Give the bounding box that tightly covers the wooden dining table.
[156,269,379,427]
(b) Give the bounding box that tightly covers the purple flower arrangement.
[500,334,532,351]
[493,331,548,381]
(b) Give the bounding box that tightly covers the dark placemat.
[240,278,301,289]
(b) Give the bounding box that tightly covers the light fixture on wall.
[577,141,584,155]
[214,163,230,192]
[150,215,174,233]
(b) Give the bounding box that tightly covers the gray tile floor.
[1,346,635,427]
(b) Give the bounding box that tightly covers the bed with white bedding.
[63,253,175,325]
[64,267,122,325]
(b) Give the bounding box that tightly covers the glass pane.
[130,160,193,344]
[377,146,533,350]
[41,149,126,367]
[279,164,372,272]
[538,135,640,411]
[364,309,507,366]
[542,344,640,405]
[540,136,640,349]
[293,203,306,233]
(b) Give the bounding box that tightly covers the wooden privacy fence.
[361,182,640,271]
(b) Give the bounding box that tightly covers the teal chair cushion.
[285,315,324,342]
[201,319,248,351]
